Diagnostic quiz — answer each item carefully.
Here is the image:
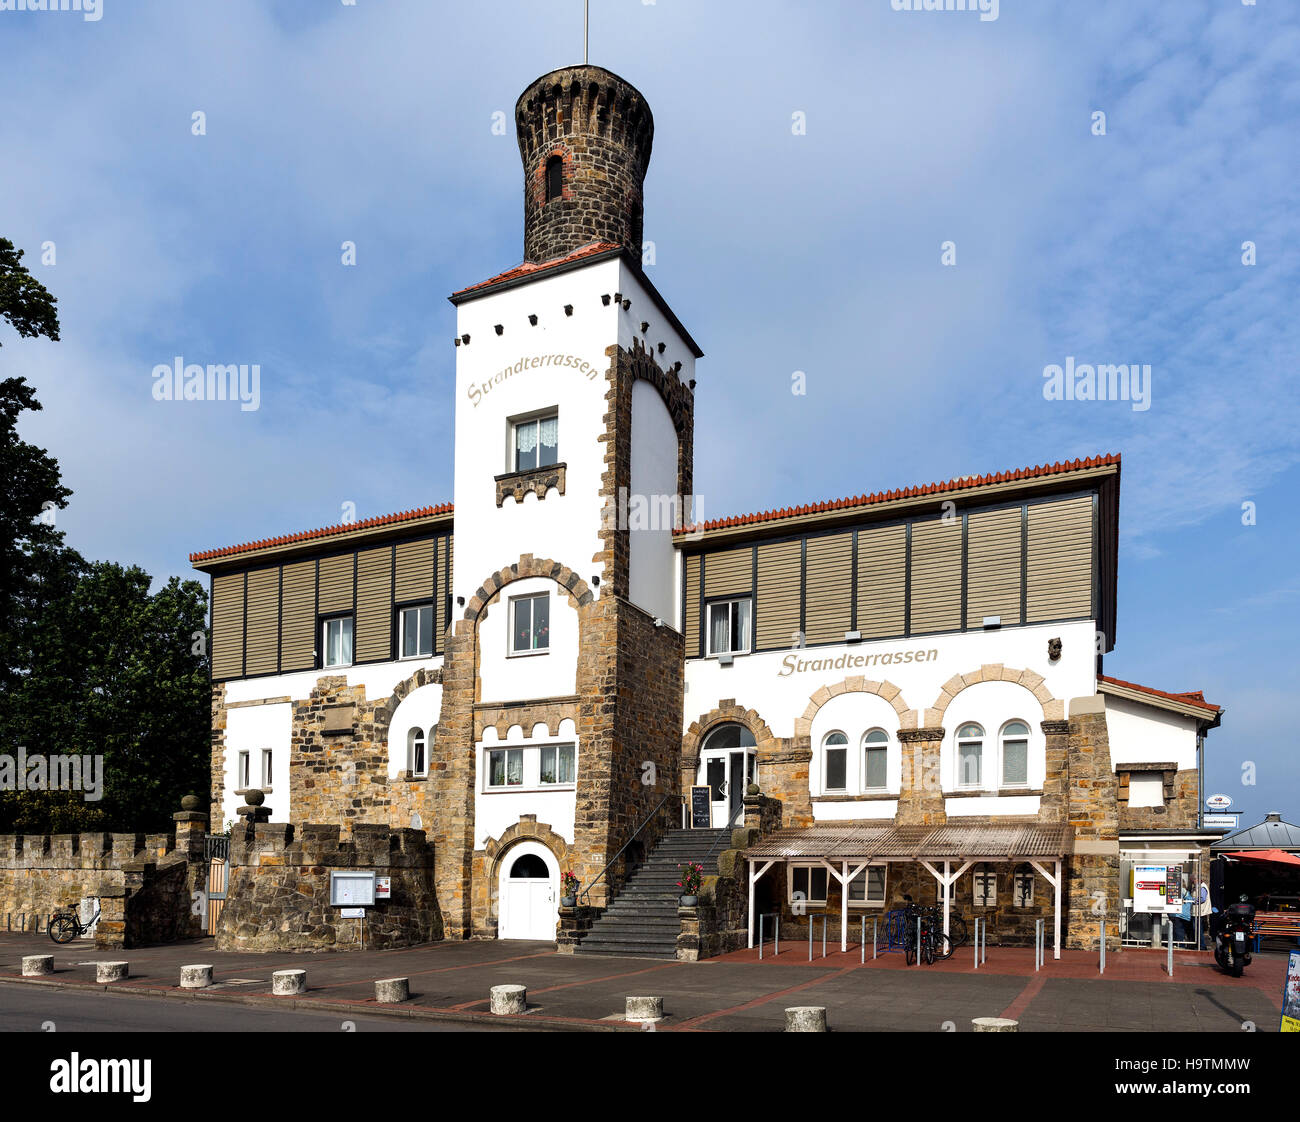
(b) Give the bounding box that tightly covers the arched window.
[407,727,427,777]
[545,155,563,202]
[956,723,984,789]
[509,853,549,879]
[822,731,848,793]
[1000,720,1030,787]
[702,723,756,752]
[862,729,888,791]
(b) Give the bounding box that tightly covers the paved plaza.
[0,934,1286,1032]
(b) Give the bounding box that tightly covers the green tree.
[0,237,210,832]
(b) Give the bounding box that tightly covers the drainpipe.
[1197,731,1205,831]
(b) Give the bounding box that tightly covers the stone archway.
[793,678,913,739]
[927,666,1063,724]
[477,817,572,939]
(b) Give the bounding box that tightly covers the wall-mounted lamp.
[601,294,611,306]
[528,314,538,326]
[494,324,504,335]
[564,304,574,317]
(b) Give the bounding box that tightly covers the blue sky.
[1,1,1296,827]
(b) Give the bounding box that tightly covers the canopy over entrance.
[744,822,1070,959]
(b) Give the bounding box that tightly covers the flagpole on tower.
[584,0,589,64]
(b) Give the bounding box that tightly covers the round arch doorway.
[498,840,560,941]
[697,723,757,828]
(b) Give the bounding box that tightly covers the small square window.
[237,751,250,789]
[260,749,273,788]
[539,745,576,785]
[847,866,886,906]
[323,616,353,668]
[514,414,558,473]
[707,597,751,657]
[790,865,828,906]
[488,749,524,789]
[510,593,550,655]
[400,604,434,659]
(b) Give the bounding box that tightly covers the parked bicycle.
[901,896,951,964]
[48,906,99,944]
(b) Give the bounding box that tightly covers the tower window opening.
[545,155,563,202]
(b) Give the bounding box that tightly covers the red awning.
[1221,849,1300,867]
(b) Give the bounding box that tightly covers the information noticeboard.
[1282,951,1300,1033]
[375,876,391,900]
[689,785,712,829]
[1133,864,1177,913]
[329,870,376,907]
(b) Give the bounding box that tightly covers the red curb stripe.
[674,965,859,1030]
[1001,973,1045,1021]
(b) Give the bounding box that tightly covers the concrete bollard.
[271,969,307,996]
[490,984,527,1015]
[626,996,664,1023]
[22,955,54,977]
[972,1017,1019,1032]
[95,961,128,984]
[179,965,213,989]
[374,977,410,1004]
[785,1006,828,1032]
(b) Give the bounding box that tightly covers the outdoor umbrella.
[1220,849,1300,867]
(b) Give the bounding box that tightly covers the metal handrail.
[578,793,684,907]
[698,793,746,874]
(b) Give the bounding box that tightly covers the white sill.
[484,784,576,794]
[323,662,352,670]
[399,652,434,662]
[506,648,550,659]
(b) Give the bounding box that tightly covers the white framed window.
[707,597,752,656]
[408,728,427,777]
[322,616,353,668]
[487,748,524,789]
[513,412,558,472]
[237,751,250,789]
[862,728,888,791]
[510,593,550,655]
[484,744,577,791]
[539,744,576,786]
[789,864,828,907]
[847,865,887,907]
[1000,720,1030,787]
[956,722,984,789]
[973,865,997,908]
[822,731,848,793]
[400,604,433,659]
[260,749,273,788]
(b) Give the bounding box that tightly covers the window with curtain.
[511,593,550,654]
[1000,720,1029,787]
[514,413,559,472]
[823,731,848,792]
[863,728,888,790]
[706,597,751,656]
[323,616,353,667]
[956,723,983,788]
[540,744,576,785]
[488,748,524,788]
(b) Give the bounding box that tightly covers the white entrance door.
[699,750,756,828]
[499,843,558,940]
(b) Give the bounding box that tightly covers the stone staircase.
[574,827,731,959]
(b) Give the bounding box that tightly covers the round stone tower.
[515,65,654,264]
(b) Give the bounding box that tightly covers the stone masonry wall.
[215,822,440,952]
[1118,767,1199,830]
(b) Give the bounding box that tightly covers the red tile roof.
[1098,675,1221,713]
[452,241,620,298]
[674,454,1121,535]
[190,503,453,563]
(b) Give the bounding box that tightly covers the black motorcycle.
[1212,895,1255,977]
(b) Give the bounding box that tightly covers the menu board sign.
[1282,951,1300,1033]
[689,785,712,829]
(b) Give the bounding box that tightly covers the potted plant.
[677,862,703,907]
[560,871,579,908]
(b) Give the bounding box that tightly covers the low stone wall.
[0,806,208,947]
[214,822,441,952]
